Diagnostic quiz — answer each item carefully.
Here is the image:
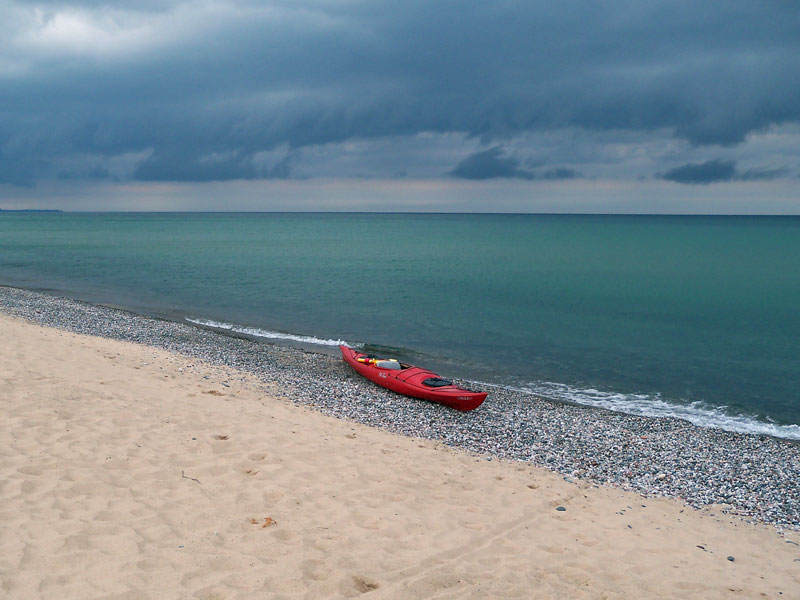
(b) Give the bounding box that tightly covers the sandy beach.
[1,312,799,598]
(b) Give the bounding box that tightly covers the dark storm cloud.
[449,148,584,181]
[659,160,789,184]
[660,160,737,184]
[133,148,299,182]
[0,157,40,187]
[58,165,110,180]
[541,167,580,181]
[449,147,534,180]
[2,1,800,184]
[133,150,258,182]
[737,166,789,181]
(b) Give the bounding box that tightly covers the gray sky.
[1,1,799,212]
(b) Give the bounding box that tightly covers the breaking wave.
[483,380,800,440]
[186,316,800,440]
[186,317,357,348]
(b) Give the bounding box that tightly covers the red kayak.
[340,345,487,411]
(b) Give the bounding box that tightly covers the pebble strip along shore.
[2,286,799,530]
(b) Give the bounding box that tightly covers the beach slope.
[1,314,797,599]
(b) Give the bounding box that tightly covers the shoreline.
[2,289,800,597]
[1,284,799,530]
[5,272,800,441]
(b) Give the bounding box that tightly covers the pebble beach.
[2,285,798,530]
[3,283,800,598]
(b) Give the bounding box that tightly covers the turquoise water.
[1,212,799,438]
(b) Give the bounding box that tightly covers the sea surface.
[1,212,798,439]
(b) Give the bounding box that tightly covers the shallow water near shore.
[1,212,799,438]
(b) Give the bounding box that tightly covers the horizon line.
[2,209,800,217]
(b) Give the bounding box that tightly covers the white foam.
[478,380,800,440]
[186,317,356,348]
[184,317,800,439]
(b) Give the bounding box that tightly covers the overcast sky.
[1,1,799,212]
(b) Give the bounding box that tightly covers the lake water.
[2,212,798,438]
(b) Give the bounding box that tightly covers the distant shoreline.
[0,209,63,213]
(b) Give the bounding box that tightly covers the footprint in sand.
[341,575,380,596]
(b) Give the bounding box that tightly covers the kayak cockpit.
[422,377,453,387]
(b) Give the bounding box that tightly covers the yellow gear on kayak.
[356,357,399,369]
